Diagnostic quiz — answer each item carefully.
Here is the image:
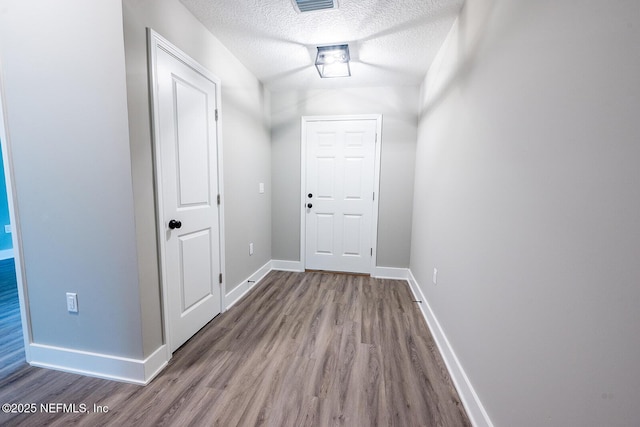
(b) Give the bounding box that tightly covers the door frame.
[0,58,32,363]
[147,29,226,360]
[300,114,382,275]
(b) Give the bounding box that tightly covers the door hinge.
[217,194,220,205]
[215,109,219,121]
[370,248,373,256]
[219,273,223,284]
[373,192,375,201]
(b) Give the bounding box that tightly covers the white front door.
[152,35,222,352]
[304,118,378,274]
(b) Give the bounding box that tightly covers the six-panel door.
[305,119,377,274]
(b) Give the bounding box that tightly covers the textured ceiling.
[180,0,464,91]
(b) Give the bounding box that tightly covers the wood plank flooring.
[0,271,470,426]
[0,258,24,381]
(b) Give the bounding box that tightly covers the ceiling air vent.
[292,0,338,13]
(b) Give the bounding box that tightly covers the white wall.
[0,0,143,358]
[271,87,418,267]
[122,0,272,351]
[411,0,640,425]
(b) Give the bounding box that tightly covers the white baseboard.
[372,266,409,280]
[143,345,168,384]
[271,259,304,272]
[270,261,408,278]
[225,260,272,309]
[407,270,493,427]
[29,343,168,385]
[0,248,14,260]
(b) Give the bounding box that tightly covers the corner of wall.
[406,270,493,427]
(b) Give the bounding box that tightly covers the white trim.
[406,270,493,427]
[299,118,307,273]
[370,117,383,274]
[271,259,304,272]
[0,248,14,260]
[147,29,225,362]
[225,261,272,309]
[142,345,169,383]
[300,114,383,275]
[0,54,31,363]
[372,266,409,280]
[29,343,168,385]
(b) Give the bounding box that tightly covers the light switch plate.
[66,292,78,313]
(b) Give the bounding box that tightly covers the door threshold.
[305,269,370,277]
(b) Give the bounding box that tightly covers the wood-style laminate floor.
[0,258,24,381]
[0,271,470,426]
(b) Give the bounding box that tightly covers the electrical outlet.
[249,242,254,256]
[433,268,438,285]
[66,292,78,313]
[4,225,11,234]
[259,183,264,194]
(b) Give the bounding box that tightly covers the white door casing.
[148,30,224,354]
[0,61,32,363]
[301,116,381,274]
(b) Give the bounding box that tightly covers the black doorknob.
[308,193,313,198]
[307,203,313,209]
[168,219,182,229]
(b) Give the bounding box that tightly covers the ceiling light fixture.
[315,44,351,78]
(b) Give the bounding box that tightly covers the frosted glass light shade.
[315,44,351,78]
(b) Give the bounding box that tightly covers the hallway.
[0,271,470,426]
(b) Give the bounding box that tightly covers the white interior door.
[153,38,222,353]
[304,119,378,274]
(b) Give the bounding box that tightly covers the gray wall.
[123,0,272,355]
[0,0,144,358]
[411,0,640,425]
[271,87,418,267]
